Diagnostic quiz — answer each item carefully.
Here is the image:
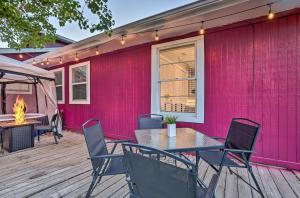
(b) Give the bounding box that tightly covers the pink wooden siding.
[57,44,151,140]
[55,11,300,170]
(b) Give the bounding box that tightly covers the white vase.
[167,124,176,137]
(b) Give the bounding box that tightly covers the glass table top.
[135,128,224,152]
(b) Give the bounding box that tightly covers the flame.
[13,96,26,124]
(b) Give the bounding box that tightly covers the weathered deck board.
[0,131,299,198]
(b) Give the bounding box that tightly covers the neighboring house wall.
[52,12,300,169]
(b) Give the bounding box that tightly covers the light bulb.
[268,4,275,20]
[200,21,205,35]
[19,54,23,59]
[75,53,79,61]
[268,12,275,20]
[96,47,100,55]
[46,58,49,65]
[33,59,36,65]
[121,35,125,45]
[41,62,44,66]
[200,28,205,35]
[59,57,63,64]
[155,30,159,41]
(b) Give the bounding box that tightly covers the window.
[151,36,204,123]
[69,61,90,104]
[52,68,65,104]
[6,83,32,94]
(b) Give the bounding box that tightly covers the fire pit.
[0,96,41,152]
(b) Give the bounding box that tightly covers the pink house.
[27,0,300,170]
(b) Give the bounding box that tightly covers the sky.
[0,0,195,47]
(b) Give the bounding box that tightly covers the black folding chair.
[198,118,264,197]
[82,118,130,198]
[137,114,163,129]
[35,113,62,144]
[122,143,218,198]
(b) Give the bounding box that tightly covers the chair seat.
[198,151,243,168]
[103,157,126,176]
[35,125,51,131]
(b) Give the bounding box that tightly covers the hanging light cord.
[37,1,279,64]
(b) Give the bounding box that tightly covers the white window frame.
[151,36,204,123]
[69,61,90,104]
[51,67,65,104]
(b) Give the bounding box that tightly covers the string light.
[33,59,36,65]
[267,4,275,20]
[121,35,125,45]
[96,47,100,55]
[75,53,79,61]
[44,2,278,63]
[19,54,23,59]
[199,21,205,35]
[46,58,49,65]
[59,57,63,64]
[155,30,159,41]
[41,62,44,66]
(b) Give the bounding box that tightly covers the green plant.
[164,115,177,124]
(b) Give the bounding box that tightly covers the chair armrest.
[106,140,131,144]
[210,136,226,141]
[88,154,123,160]
[106,140,131,155]
[224,148,253,153]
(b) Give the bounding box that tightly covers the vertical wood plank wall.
[56,12,300,169]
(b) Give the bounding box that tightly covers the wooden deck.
[0,131,300,198]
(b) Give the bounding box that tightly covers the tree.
[0,0,114,49]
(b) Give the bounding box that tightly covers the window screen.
[159,44,196,113]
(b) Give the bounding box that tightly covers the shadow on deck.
[0,131,299,198]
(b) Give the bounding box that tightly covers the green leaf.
[0,0,114,49]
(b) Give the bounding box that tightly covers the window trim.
[69,61,90,104]
[151,36,204,123]
[51,67,65,104]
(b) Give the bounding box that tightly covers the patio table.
[135,127,224,187]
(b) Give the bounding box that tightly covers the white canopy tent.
[0,55,62,134]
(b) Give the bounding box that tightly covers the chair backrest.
[122,143,197,198]
[82,119,109,171]
[137,114,163,129]
[225,118,261,161]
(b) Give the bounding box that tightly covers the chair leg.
[248,167,265,198]
[53,131,58,144]
[85,174,101,198]
[0,132,3,151]
[37,130,40,141]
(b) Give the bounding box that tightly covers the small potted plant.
[164,115,177,137]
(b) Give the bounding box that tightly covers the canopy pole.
[34,78,39,113]
[1,83,6,114]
